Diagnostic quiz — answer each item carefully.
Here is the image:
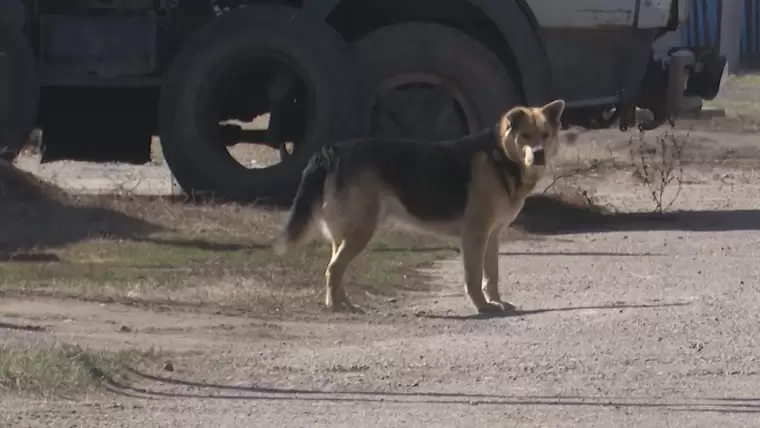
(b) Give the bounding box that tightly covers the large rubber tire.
[0,20,39,160]
[158,4,369,205]
[354,22,520,141]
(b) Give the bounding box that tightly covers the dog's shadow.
[419,301,689,320]
[517,195,760,235]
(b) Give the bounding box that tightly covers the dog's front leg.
[462,227,503,313]
[482,226,516,312]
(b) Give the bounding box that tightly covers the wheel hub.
[371,74,476,141]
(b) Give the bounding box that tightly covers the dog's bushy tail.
[274,150,332,254]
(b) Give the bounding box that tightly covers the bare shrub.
[628,130,685,214]
[536,133,621,216]
[541,154,618,198]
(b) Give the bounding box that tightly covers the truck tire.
[0,20,39,161]
[354,22,519,141]
[158,4,369,205]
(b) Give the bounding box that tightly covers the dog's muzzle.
[532,147,545,166]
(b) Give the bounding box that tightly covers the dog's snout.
[532,147,545,165]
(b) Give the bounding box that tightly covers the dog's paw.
[490,300,517,312]
[341,302,366,314]
[477,301,516,314]
[326,300,366,314]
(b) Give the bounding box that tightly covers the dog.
[274,99,566,313]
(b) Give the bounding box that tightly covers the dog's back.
[276,129,504,253]
[333,132,494,222]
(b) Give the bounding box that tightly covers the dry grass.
[0,343,158,398]
[705,98,760,119]
[0,127,695,315]
[701,73,760,130]
[0,161,458,315]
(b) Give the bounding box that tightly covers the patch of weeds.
[0,162,461,313]
[0,343,159,398]
[0,202,457,314]
[1,227,456,310]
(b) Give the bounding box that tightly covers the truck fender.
[302,0,556,106]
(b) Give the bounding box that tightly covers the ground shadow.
[0,321,46,332]
[498,251,663,257]
[0,252,60,262]
[372,246,460,254]
[135,237,268,252]
[0,162,163,253]
[98,367,759,414]
[419,301,689,321]
[515,195,760,235]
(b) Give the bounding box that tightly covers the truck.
[0,0,726,205]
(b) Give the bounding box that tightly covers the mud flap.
[0,51,10,154]
[0,21,39,160]
[683,47,727,101]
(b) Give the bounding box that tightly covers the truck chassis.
[0,0,727,204]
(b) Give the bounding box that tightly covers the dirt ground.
[3,78,760,427]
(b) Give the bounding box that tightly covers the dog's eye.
[542,132,551,139]
[520,133,531,141]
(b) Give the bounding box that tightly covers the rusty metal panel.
[526,0,637,28]
[527,0,684,29]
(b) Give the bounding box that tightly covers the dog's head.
[498,99,566,177]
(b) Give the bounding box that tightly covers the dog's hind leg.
[323,217,378,313]
[482,226,516,312]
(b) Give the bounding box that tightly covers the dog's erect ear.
[504,107,529,131]
[540,99,566,125]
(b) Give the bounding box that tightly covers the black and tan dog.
[275,99,566,313]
